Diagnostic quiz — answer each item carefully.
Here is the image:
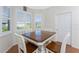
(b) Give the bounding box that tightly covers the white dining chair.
[14,33,38,53]
[60,32,70,53]
[46,32,70,53]
[14,33,27,53]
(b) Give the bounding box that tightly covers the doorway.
[55,12,72,45]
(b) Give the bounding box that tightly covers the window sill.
[0,31,12,37]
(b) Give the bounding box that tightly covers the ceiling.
[27,6,51,9]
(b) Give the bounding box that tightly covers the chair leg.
[46,48,54,53]
[33,48,38,53]
[45,48,49,53]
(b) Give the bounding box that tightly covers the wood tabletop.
[22,31,56,42]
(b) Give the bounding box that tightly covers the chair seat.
[25,42,38,53]
[7,42,38,53]
[46,41,61,53]
[7,45,18,53]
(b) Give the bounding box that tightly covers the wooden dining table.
[22,30,56,53]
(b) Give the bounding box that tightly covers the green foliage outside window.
[2,24,9,32]
[36,22,41,28]
[17,23,32,30]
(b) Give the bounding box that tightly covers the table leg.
[38,45,46,53]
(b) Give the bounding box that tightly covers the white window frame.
[0,7,11,36]
[16,9,32,33]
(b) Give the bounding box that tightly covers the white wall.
[44,6,79,48]
[0,33,16,53]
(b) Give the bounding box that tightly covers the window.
[16,9,32,32]
[2,19,10,32]
[35,15,42,30]
[17,23,25,30]
[0,7,11,33]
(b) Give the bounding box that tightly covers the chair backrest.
[60,32,70,53]
[14,33,26,53]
